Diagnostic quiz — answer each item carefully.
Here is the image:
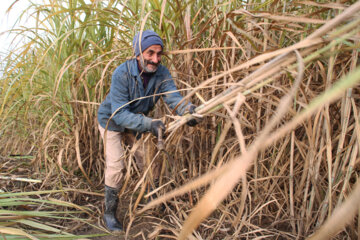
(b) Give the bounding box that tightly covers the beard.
[139,58,160,73]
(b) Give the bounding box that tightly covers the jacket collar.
[129,58,139,77]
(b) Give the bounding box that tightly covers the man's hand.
[186,105,198,127]
[150,119,165,137]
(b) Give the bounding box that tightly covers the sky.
[0,0,35,55]
[0,0,96,56]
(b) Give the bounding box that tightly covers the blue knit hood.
[132,30,164,56]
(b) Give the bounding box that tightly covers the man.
[97,30,198,232]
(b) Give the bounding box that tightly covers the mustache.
[144,59,160,66]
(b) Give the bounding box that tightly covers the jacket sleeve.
[110,69,152,133]
[159,68,192,116]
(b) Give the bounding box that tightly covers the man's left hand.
[186,105,198,127]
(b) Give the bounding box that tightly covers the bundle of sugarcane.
[139,2,360,239]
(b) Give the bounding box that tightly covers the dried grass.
[1,0,360,239]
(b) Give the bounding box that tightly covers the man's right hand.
[150,119,165,138]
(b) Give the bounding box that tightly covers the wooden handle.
[157,128,165,151]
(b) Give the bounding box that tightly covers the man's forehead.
[143,45,162,53]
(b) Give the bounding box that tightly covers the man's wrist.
[143,116,153,132]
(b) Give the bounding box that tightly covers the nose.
[151,54,159,64]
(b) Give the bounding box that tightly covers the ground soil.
[1,156,174,240]
[74,192,166,240]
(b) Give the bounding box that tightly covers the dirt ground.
[1,156,176,240]
[74,193,166,240]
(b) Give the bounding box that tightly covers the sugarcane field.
[1,0,360,239]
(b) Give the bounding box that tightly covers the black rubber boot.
[104,185,123,232]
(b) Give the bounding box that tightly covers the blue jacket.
[98,59,191,133]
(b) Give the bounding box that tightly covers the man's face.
[137,45,163,73]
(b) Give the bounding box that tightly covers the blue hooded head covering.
[132,30,164,56]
